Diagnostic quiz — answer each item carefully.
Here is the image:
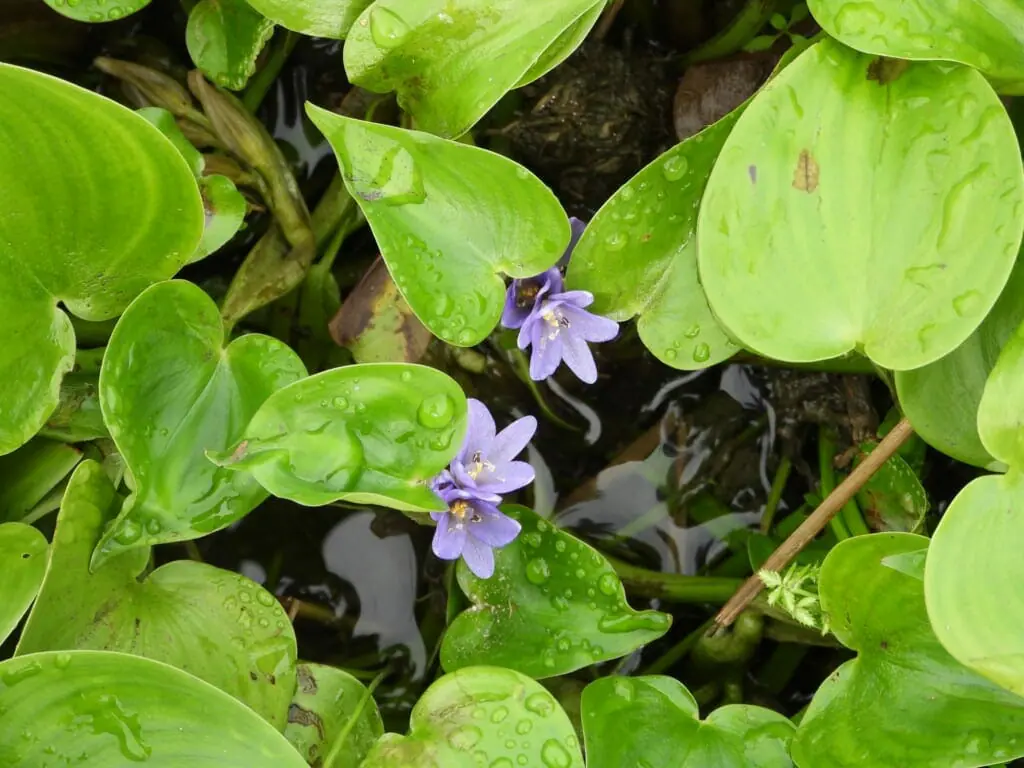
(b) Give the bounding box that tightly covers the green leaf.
[210,363,466,511]
[0,522,48,645]
[187,0,276,90]
[136,107,205,176]
[581,676,795,767]
[791,533,1024,767]
[808,0,1024,92]
[196,175,248,260]
[284,663,384,767]
[242,0,371,38]
[40,373,109,443]
[0,438,82,522]
[568,112,741,370]
[342,0,604,138]
[0,64,204,456]
[42,0,150,22]
[94,281,306,566]
[926,471,1024,697]
[0,650,307,767]
[513,2,606,88]
[441,506,671,678]
[17,460,298,730]
[853,442,928,532]
[697,40,1024,370]
[360,666,583,768]
[305,108,569,346]
[978,317,1024,468]
[896,257,1024,469]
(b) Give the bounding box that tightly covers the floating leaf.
[978,317,1024,468]
[698,40,1024,370]
[441,506,671,678]
[568,112,741,370]
[0,523,48,645]
[926,471,1024,697]
[896,258,1024,469]
[94,281,306,566]
[582,676,795,767]
[0,64,204,455]
[42,0,151,22]
[808,0,1024,92]
[305,108,569,346]
[853,442,928,532]
[791,533,1024,767]
[187,0,276,90]
[284,663,384,768]
[17,461,297,730]
[211,363,466,511]
[0,650,307,767]
[195,174,248,260]
[243,0,370,38]
[342,0,605,138]
[360,666,583,768]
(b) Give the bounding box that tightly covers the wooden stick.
[713,417,915,629]
[594,0,625,42]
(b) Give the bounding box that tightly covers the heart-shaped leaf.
[791,533,1024,767]
[342,0,604,138]
[17,460,297,730]
[306,108,569,346]
[187,0,276,90]
[853,443,928,533]
[211,363,466,511]
[284,663,384,768]
[441,505,671,678]
[896,258,1024,469]
[0,650,307,767]
[568,110,741,370]
[808,0,1024,92]
[94,280,306,566]
[242,0,370,38]
[581,676,795,767]
[0,522,48,645]
[978,316,1024,469]
[360,666,583,768]
[42,0,150,22]
[0,63,204,455]
[926,472,1024,698]
[698,40,1024,370]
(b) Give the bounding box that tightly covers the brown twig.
[594,0,625,42]
[713,417,914,629]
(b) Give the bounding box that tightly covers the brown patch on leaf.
[288,704,325,740]
[297,665,318,695]
[674,54,778,141]
[792,149,819,193]
[867,57,910,85]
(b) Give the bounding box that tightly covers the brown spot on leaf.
[793,149,819,193]
[867,57,910,85]
[229,440,249,462]
[297,665,318,695]
[249,671,259,681]
[288,704,326,740]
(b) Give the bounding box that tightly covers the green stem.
[841,493,871,536]
[818,426,851,541]
[507,347,579,431]
[643,617,715,675]
[760,455,792,533]
[609,557,743,603]
[243,31,299,113]
[323,667,388,768]
[757,643,809,695]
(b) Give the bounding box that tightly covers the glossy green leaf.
[17,460,297,729]
[978,317,1024,468]
[361,666,583,768]
[0,523,48,644]
[926,471,1024,697]
[808,0,1024,92]
[582,676,795,767]
[0,438,82,522]
[196,175,248,260]
[0,650,307,767]
[791,533,1024,767]
[211,363,465,511]
[243,0,370,38]
[441,506,671,678]
[42,0,150,22]
[342,0,604,138]
[853,442,928,533]
[513,2,606,87]
[94,281,305,565]
[0,64,204,456]
[187,0,276,90]
[306,108,568,346]
[284,663,384,767]
[568,112,741,370]
[896,258,1024,469]
[40,373,108,443]
[698,40,1024,370]
[137,107,205,176]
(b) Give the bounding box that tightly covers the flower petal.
[471,509,522,547]
[501,285,530,329]
[529,322,563,380]
[561,331,598,383]
[459,398,497,462]
[461,535,495,578]
[432,515,467,560]
[479,460,535,494]
[550,289,595,309]
[489,415,537,464]
[563,305,619,343]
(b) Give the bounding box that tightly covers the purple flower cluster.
[502,218,619,384]
[431,399,536,578]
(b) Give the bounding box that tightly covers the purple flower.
[501,217,586,330]
[430,399,536,577]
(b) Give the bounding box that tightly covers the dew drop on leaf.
[525,558,551,585]
[368,6,412,49]
[417,394,455,428]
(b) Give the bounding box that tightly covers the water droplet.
[526,558,551,585]
[556,638,571,652]
[574,568,585,579]
[598,611,671,634]
[114,518,142,545]
[400,370,412,382]
[516,719,533,735]
[457,329,475,345]
[525,692,555,717]
[449,724,482,750]
[693,343,711,363]
[683,323,700,339]
[491,759,515,768]
[491,706,509,723]
[369,5,412,48]
[662,154,689,181]
[2,661,42,686]
[604,232,628,251]
[144,518,161,535]
[54,653,72,670]
[256,591,275,607]
[418,394,455,428]
[554,540,566,553]
[541,738,572,768]
[433,292,454,318]
[522,532,542,548]
[598,572,618,596]
[612,678,635,701]
[619,186,635,202]
[76,694,152,762]
[536,520,550,533]
[550,595,569,612]
[331,396,349,410]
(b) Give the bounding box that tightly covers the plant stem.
[243,30,299,113]
[760,455,792,534]
[609,557,743,603]
[713,417,914,628]
[642,617,715,675]
[594,0,625,41]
